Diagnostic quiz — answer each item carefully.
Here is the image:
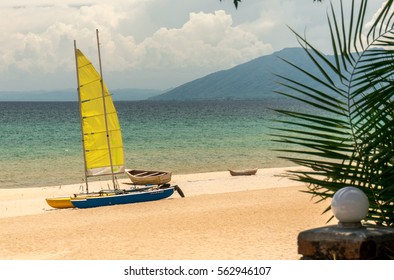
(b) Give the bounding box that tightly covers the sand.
[0,167,334,260]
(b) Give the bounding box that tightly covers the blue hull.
[70,187,174,209]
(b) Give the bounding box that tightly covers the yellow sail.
[75,49,124,176]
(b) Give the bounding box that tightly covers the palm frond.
[273,0,394,226]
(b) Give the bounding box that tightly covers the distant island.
[0,48,336,102]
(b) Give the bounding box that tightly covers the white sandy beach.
[0,167,334,259]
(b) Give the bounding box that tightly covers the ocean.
[0,99,300,189]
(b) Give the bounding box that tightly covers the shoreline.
[0,166,303,219]
[0,166,335,260]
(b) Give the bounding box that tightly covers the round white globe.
[331,186,369,223]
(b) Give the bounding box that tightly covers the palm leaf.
[273,0,394,226]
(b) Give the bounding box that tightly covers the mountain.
[0,47,337,102]
[0,88,163,102]
[150,47,337,100]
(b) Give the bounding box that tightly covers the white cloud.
[121,10,272,71]
[0,0,388,91]
[0,2,272,90]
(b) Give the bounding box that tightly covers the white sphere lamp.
[331,186,369,227]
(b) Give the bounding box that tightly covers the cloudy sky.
[0,0,387,91]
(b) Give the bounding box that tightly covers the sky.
[0,0,388,92]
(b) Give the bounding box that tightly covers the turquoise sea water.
[0,99,300,189]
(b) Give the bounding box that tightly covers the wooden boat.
[125,169,172,185]
[46,30,179,209]
[229,168,258,176]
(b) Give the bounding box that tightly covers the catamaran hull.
[46,197,75,209]
[70,187,174,209]
[46,191,120,209]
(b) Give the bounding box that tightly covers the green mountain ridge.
[0,47,336,101]
[151,47,337,100]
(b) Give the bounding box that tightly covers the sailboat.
[46,30,179,209]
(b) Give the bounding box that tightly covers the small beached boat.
[229,168,258,176]
[125,169,172,185]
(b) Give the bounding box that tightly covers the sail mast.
[74,40,90,193]
[96,29,117,190]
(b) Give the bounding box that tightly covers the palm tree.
[273,0,394,226]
